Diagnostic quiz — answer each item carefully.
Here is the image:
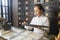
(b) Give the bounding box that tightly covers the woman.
[30,4,50,34]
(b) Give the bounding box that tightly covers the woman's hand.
[38,27,41,29]
[22,21,28,26]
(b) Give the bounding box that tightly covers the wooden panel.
[12,0,18,27]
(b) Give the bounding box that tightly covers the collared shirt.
[30,15,49,26]
[30,15,50,34]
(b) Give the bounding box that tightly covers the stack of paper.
[11,27,25,34]
[26,32,44,40]
[11,36,26,40]
[23,37,33,40]
[1,31,18,40]
[20,31,32,36]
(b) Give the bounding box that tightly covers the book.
[26,24,48,28]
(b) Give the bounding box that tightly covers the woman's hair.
[34,4,45,12]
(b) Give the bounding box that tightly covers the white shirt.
[30,15,49,34]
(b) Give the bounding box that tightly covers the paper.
[20,31,32,36]
[11,36,25,40]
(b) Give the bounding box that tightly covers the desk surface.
[0,27,44,40]
[0,36,7,40]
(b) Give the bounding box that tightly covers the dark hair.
[34,4,45,12]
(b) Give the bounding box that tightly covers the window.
[2,0,8,21]
[0,0,12,23]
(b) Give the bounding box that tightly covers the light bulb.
[25,7,28,10]
[58,21,60,25]
[18,7,21,10]
[18,13,21,15]
[25,1,28,4]
[18,2,21,4]
[45,13,48,16]
[58,13,60,16]
[45,0,49,2]
[19,17,21,20]
[26,18,28,21]
[26,12,28,15]
[45,6,49,10]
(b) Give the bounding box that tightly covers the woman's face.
[34,6,42,17]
